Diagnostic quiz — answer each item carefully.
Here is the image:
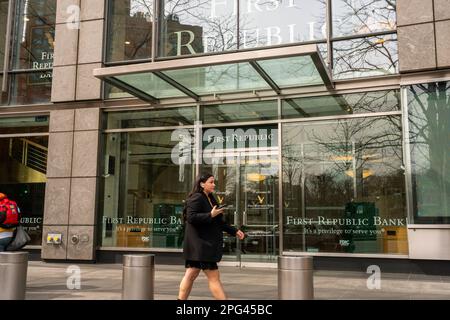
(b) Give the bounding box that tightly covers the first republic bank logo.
[170,122,278,181]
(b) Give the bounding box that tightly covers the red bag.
[0,199,20,228]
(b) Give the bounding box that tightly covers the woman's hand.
[236,230,245,240]
[211,205,224,218]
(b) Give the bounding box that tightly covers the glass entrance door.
[202,126,279,264]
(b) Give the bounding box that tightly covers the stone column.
[434,0,450,68]
[43,0,105,261]
[397,0,450,72]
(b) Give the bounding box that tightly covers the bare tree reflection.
[16,0,56,68]
[408,82,450,221]
[330,0,397,78]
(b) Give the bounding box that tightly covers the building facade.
[0,0,450,268]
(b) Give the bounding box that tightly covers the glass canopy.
[94,44,332,103]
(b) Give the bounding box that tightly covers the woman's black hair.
[188,173,214,198]
[182,173,215,224]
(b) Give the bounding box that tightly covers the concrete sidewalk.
[24,261,450,300]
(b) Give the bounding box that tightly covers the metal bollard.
[122,254,155,300]
[0,252,28,300]
[278,255,314,300]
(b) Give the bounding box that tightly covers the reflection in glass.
[106,0,153,62]
[282,89,400,119]
[12,0,56,70]
[202,100,278,124]
[105,82,133,100]
[106,106,196,129]
[408,82,450,223]
[159,0,237,57]
[240,0,326,49]
[0,136,48,245]
[0,115,49,134]
[333,34,398,79]
[0,0,8,69]
[10,72,52,104]
[114,73,186,98]
[163,63,269,95]
[282,117,406,254]
[332,0,396,37]
[101,130,194,248]
[0,74,6,105]
[258,56,323,88]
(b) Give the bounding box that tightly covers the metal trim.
[2,0,14,92]
[102,101,198,111]
[103,76,159,103]
[407,224,450,229]
[8,68,52,74]
[0,133,49,138]
[98,246,183,253]
[104,125,195,133]
[151,0,157,62]
[399,71,450,86]
[102,111,402,133]
[249,61,281,94]
[282,251,409,259]
[93,44,320,77]
[153,71,199,101]
[401,86,414,225]
[102,0,111,64]
[280,111,402,124]
[326,0,332,67]
[331,30,397,42]
[278,120,283,254]
[198,119,279,128]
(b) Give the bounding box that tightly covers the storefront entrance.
[201,125,279,264]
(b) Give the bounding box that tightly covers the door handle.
[242,211,247,226]
[233,211,238,226]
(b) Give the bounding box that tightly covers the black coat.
[183,192,237,262]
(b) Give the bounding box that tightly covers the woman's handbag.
[6,225,31,251]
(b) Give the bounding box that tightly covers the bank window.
[106,0,153,62]
[101,130,194,249]
[202,100,278,124]
[105,106,196,129]
[10,71,52,105]
[282,90,400,119]
[0,115,49,135]
[408,82,450,224]
[11,0,55,70]
[332,0,396,38]
[333,34,398,79]
[282,116,407,254]
[0,135,47,245]
[159,0,238,57]
[240,0,326,49]
[0,0,55,105]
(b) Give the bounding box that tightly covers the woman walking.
[178,173,245,300]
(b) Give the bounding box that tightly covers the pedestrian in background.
[0,193,20,251]
[178,173,245,300]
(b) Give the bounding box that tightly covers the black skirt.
[185,260,218,270]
